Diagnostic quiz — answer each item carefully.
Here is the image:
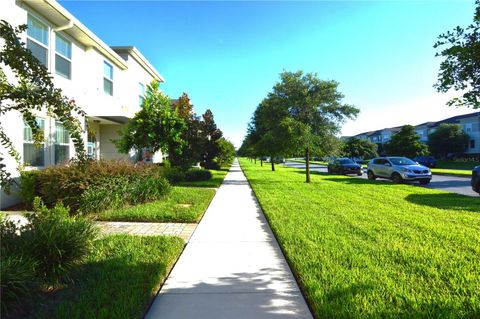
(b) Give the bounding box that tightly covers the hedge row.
[19,161,171,214]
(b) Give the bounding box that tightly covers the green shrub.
[185,168,212,182]
[0,200,98,315]
[18,170,40,207]
[33,160,167,214]
[0,255,38,316]
[202,161,220,170]
[22,199,98,282]
[0,215,23,256]
[128,175,171,205]
[163,167,186,184]
[78,175,170,213]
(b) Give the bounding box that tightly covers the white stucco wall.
[0,0,163,208]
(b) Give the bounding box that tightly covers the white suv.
[367,157,432,185]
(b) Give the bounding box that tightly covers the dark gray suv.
[367,157,432,185]
[472,166,480,195]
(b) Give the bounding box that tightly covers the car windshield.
[389,157,416,166]
[339,159,354,164]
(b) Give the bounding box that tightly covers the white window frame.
[26,14,50,68]
[23,118,46,167]
[54,121,70,164]
[55,33,72,80]
[103,61,114,96]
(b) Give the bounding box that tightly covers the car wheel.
[357,172,363,176]
[391,173,403,184]
[419,180,430,185]
[367,170,376,180]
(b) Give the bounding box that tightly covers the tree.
[384,125,429,158]
[0,21,86,191]
[427,123,469,158]
[248,98,289,171]
[170,93,203,168]
[434,0,480,109]
[114,81,187,158]
[342,137,378,159]
[201,109,223,168]
[265,71,359,182]
[215,137,235,167]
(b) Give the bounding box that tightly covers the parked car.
[472,166,480,195]
[413,155,437,168]
[327,158,363,176]
[367,157,432,185]
[351,157,367,165]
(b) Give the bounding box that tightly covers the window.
[27,15,49,67]
[55,34,72,79]
[465,123,473,133]
[23,118,45,167]
[103,61,113,95]
[139,83,145,106]
[470,140,476,149]
[55,121,70,164]
[87,131,97,159]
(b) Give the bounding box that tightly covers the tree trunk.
[271,156,275,171]
[305,148,311,183]
[254,157,256,164]
[260,160,263,167]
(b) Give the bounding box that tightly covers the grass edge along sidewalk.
[239,158,480,319]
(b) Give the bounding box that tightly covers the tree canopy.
[427,123,469,158]
[434,0,480,108]
[342,137,378,159]
[0,21,86,191]
[215,137,235,167]
[384,125,428,158]
[243,70,358,181]
[114,81,187,157]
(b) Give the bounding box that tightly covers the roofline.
[111,46,165,82]
[19,0,128,70]
[351,111,480,137]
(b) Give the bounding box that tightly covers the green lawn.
[431,168,473,176]
[437,160,479,170]
[239,158,480,318]
[177,167,230,188]
[287,159,329,165]
[29,235,183,319]
[96,187,216,223]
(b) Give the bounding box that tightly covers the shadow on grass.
[18,236,183,319]
[291,170,330,177]
[322,177,387,185]
[405,193,479,213]
[318,281,479,318]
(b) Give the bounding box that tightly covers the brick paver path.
[96,221,197,242]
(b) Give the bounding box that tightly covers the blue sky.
[60,0,477,147]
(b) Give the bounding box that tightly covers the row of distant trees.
[342,123,471,160]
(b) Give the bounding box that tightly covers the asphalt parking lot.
[283,161,478,197]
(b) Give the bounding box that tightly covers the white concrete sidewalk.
[146,159,313,319]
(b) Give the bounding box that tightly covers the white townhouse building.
[0,0,165,208]
[349,112,480,156]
